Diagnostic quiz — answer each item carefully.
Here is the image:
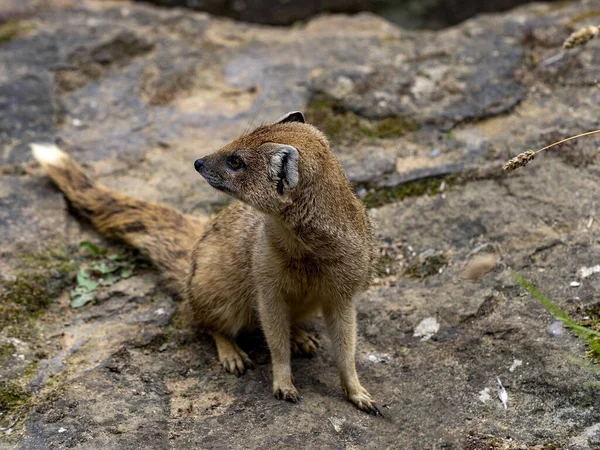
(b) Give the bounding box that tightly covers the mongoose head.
[194,111,335,215]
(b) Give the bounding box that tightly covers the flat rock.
[1,1,599,448]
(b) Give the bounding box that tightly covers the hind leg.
[291,327,320,357]
[212,332,254,376]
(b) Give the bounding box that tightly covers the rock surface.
[1,1,600,449]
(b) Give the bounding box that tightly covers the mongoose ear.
[265,144,299,195]
[276,111,305,124]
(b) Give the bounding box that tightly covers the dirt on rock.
[1,1,599,449]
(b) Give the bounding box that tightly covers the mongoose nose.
[194,158,205,173]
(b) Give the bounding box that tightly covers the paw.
[273,384,300,403]
[219,348,254,377]
[290,328,320,357]
[348,387,382,416]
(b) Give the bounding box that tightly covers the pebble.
[580,265,600,279]
[413,317,440,341]
[548,320,564,337]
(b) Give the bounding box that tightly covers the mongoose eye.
[227,155,245,171]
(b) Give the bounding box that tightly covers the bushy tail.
[31,143,204,292]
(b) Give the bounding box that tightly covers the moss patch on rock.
[360,174,459,208]
[0,343,16,363]
[579,305,600,363]
[305,94,419,145]
[0,249,77,339]
[0,380,32,417]
[406,251,448,279]
[0,21,34,45]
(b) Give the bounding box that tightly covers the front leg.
[322,299,380,415]
[257,289,299,402]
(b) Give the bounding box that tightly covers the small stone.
[460,253,498,280]
[413,317,440,341]
[547,320,564,337]
[329,417,345,433]
[58,427,67,433]
[478,388,491,403]
[580,265,600,279]
[508,359,522,372]
[570,281,581,287]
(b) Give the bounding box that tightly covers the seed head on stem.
[563,25,599,49]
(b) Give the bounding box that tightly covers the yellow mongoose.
[31,111,380,414]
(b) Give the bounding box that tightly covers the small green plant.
[515,274,600,361]
[69,241,136,308]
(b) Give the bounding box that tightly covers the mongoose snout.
[194,158,205,173]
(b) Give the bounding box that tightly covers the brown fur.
[33,151,204,292]
[33,112,380,414]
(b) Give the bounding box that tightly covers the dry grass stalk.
[563,25,599,49]
[502,150,536,171]
[502,129,600,172]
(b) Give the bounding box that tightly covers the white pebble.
[509,359,522,372]
[548,320,564,336]
[580,265,600,279]
[478,388,491,403]
[413,317,440,341]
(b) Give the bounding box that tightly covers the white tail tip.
[31,143,67,167]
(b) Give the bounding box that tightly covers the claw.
[348,388,382,417]
[291,328,320,357]
[368,403,383,417]
[274,387,300,403]
[219,348,253,376]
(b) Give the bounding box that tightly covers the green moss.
[0,21,33,45]
[23,361,39,378]
[0,381,31,414]
[371,117,420,138]
[0,343,16,363]
[360,174,459,208]
[20,248,76,272]
[579,305,600,363]
[305,94,419,145]
[406,252,448,279]
[3,274,54,313]
[0,249,77,338]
